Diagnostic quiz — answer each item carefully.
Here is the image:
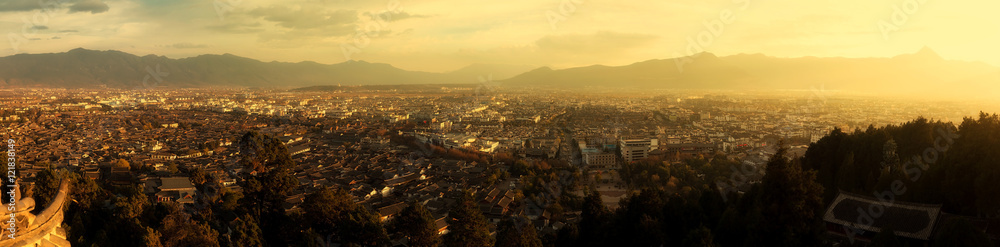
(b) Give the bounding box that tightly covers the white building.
[619,137,658,162]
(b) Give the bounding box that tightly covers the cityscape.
[2,0,1000,246]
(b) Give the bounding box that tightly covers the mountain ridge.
[1,48,997,99]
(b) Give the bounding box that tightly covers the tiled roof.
[823,190,942,240]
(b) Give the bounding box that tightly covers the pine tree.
[578,190,609,246]
[495,217,542,247]
[444,191,493,247]
[391,201,441,247]
[750,142,825,246]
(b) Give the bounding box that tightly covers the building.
[619,138,658,162]
[663,143,716,156]
[583,152,617,169]
[155,177,197,204]
[823,190,942,244]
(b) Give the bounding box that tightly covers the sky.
[2,0,1000,72]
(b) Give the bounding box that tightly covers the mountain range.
[1,47,997,99]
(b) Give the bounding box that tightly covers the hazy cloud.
[366,11,430,22]
[69,0,110,14]
[170,43,208,49]
[249,5,357,30]
[2,0,1000,72]
[206,20,266,34]
[536,31,658,54]
[0,0,45,12]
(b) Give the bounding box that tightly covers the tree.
[869,227,903,247]
[158,204,221,247]
[681,226,716,247]
[339,207,391,247]
[932,218,993,247]
[301,186,389,246]
[225,214,264,247]
[554,223,579,247]
[238,131,295,173]
[31,167,64,211]
[391,201,441,247]
[142,227,164,247]
[495,217,543,247]
[115,158,131,170]
[219,191,243,213]
[236,131,301,246]
[444,191,493,247]
[578,190,609,246]
[302,187,357,236]
[189,167,207,186]
[748,143,825,246]
[113,185,150,219]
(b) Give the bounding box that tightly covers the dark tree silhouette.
[390,201,441,247]
[444,191,493,247]
[495,217,542,247]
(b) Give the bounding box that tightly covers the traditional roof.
[823,190,942,240]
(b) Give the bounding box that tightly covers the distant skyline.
[2,0,1000,72]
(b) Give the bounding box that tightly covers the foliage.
[390,201,441,247]
[158,203,221,247]
[495,217,543,247]
[444,191,493,247]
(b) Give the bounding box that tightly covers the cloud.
[170,43,208,49]
[0,0,43,12]
[59,30,78,33]
[535,31,658,54]
[33,25,48,30]
[206,20,265,34]
[366,11,430,22]
[248,5,357,30]
[68,0,109,14]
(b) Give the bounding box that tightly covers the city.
[2,0,1000,246]
[1,86,998,246]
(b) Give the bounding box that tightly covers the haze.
[2,0,1000,73]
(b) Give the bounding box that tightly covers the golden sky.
[2,0,999,72]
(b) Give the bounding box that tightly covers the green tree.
[932,218,993,247]
[578,190,609,247]
[681,226,716,247]
[142,227,164,247]
[444,191,493,247]
[31,167,65,211]
[869,227,903,247]
[225,214,264,247]
[236,131,301,246]
[301,186,389,246]
[749,143,825,246]
[340,207,391,247]
[390,201,441,247]
[219,191,243,214]
[554,223,579,247]
[495,217,543,247]
[302,187,357,236]
[158,205,221,247]
[114,158,131,170]
[189,167,207,186]
[113,185,150,219]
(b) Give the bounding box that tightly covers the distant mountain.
[1,48,997,99]
[0,48,489,88]
[502,48,1000,99]
[446,63,537,81]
